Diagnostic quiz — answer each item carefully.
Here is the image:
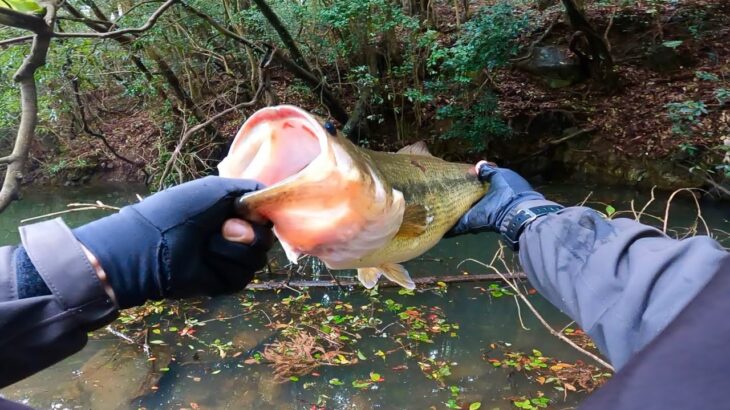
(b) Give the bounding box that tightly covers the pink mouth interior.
[228,107,322,186]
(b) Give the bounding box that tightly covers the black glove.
[447,162,550,237]
[74,176,273,308]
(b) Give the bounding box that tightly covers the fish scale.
[349,148,488,268]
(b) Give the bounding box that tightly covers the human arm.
[449,163,728,368]
[519,205,726,368]
[0,176,272,387]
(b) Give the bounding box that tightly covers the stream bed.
[0,182,727,410]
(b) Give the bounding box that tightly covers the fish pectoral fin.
[357,268,382,289]
[396,141,434,157]
[379,263,416,290]
[279,239,301,264]
[397,204,429,237]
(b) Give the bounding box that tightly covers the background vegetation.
[0,0,728,209]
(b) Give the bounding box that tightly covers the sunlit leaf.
[0,0,44,15]
[469,403,482,410]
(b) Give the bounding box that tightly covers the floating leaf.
[289,376,299,382]
[370,372,382,382]
[329,378,344,386]
[605,205,616,216]
[469,403,482,410]
[352,379,371,389]
[149,340,165,345]
[357,350,367,360]
[211,369,221,375]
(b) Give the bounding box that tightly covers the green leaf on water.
[329,378,344,386]
[469,402,482,410]
[370,372,381,382]
[352,379,371,389]
[605,205,616,216]
[289,376,299,382]
[149,340,165,345]
[357,350,367,360]
[398,288,415,296]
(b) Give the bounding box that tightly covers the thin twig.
[20,202,119,224]
[459,256,614,371]
[54,0,178,39]
[662,188,710,236]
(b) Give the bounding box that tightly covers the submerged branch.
[246,273,527,290]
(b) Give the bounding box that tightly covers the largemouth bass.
[218,105,488,289]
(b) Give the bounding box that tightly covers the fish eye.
[324,121,337,136]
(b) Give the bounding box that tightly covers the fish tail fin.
[380,263,415,290]
[357,267,382,289]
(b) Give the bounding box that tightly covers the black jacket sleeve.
[0,218,118,387]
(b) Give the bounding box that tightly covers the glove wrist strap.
[500,202,563,251]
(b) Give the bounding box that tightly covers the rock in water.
[68,343,172,409]
[516,46,586,88]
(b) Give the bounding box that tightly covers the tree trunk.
[0,3,57,212]
[561,0,618,90]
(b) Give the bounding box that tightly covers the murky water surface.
[1,182,727,409]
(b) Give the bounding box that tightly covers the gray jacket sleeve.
[518,205,728,369]
[0,218,118,387]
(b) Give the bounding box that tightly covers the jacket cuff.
[19,218,117,328]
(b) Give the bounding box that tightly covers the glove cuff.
[73,208,164,309]
[500,200,563,250]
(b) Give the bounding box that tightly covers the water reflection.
[0,182,728,409]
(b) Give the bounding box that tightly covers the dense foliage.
[0,0,728,195]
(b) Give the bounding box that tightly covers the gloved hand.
[74,176,273,308]
[447,161,547,236]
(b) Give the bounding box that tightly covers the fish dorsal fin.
[357,267,382,289]
[380,263,415,289]
[397,204,429,237]
[397,141,433,157]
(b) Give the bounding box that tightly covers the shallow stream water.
[0,182,727,409]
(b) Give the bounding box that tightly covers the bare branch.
[53,0,177,39]
[179,2,261,51]
[250,0,312,72]
[0,34,33,48]
[0,7,49,33]
[57,15,113,27]
[180,1,349,124]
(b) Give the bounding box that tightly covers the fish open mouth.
[218,105,328,186]
[219,105,405,267]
